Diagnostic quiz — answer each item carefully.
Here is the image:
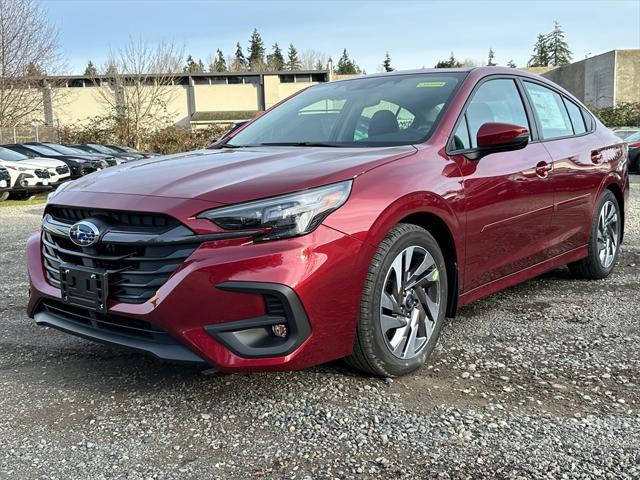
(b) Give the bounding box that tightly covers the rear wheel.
[346,224,448,377]
[569,190,621,279]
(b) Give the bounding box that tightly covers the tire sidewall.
[366,228,448,376]
[589,190,621,277]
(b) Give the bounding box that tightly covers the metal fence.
[0,125,59,144]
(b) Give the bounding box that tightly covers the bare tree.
[92,38,184,148]
[0,0,64,125]
[299,49,328,70]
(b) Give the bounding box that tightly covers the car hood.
[65,145,417,204]
[0,157,66,169]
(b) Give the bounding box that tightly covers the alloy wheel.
[597,200,620,269]
[380,246,441,359]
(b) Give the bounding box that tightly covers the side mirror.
[467,122,529,160]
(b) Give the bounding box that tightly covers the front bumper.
[27,211,374,372]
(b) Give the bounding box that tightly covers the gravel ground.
[0,181,639,479]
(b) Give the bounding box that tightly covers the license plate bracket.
[59,263,108,313]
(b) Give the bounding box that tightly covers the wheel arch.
[399,211,460,318]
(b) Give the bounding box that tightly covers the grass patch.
[0,195,47,207]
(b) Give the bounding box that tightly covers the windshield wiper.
[256,142,341,147]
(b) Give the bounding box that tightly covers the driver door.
[450,78,556,292]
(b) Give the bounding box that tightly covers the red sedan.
[27,67,629,376]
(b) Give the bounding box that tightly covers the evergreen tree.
[25,62,44,76]
[382,52,393,72]
[487,48,496,66]
[314,59,324,70]
[336,49,361,74]
[247,28,265,70]
[266,43,285,71]
[231,42,247,71]
[547,21,572,66]
[528,34,550,67]
[286,43,301,71]
[435,52,462,68]
[104,62,118,75]
[210,49,227,72]
[183,54,204,73]
[84,60,97,76]
[506,59,517,68]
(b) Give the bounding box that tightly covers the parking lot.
[0,180,638,479]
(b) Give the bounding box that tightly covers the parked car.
[28,67,628,377]
[0,166,11,202]
[613,127,640,140]
[2,143,108,178]
[70,143,140,162]
[104,144,157,158]
[624,131,640,173]
[28,143,122,167]
[0,151,53,200]
[0,146,71,187]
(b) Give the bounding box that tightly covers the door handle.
[535,161,552,178]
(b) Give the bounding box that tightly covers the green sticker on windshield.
[416,81,447,87]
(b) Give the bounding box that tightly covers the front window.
[23,144,60,156]
[225,73,465,147]
[44,144,85,155]
[0,146,29,161]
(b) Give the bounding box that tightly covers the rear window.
[564,99,587,135]
[523,82,573,140]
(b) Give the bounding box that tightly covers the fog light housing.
[271,324,288,338]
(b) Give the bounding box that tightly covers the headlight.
[5,165,28,172]
[198,181,352,241]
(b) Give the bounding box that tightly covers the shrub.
[591,102,640,128]
[58,120,229,154]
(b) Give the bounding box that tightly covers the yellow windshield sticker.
[416,81,447,87]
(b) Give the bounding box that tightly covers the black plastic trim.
[35,310,206,364]
[206,282,311,358]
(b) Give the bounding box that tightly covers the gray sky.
[39,0,640,73]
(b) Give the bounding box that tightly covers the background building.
[538,49,640,109]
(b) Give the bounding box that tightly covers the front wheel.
[346,224,448,377]
[569,190,621,279]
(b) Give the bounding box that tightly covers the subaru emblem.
[69,220,100,247]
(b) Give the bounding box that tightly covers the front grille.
[48,205,177,228]
[34,169,51,179]
[56,165,69,175]
[40,299,178,343]
[42,207,199,304]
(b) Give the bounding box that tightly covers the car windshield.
[25,144,61,155]
[225,72,466,148]
[112,145,139,153]
[0,146,29,161]
[89,144,117,154]
[44,143,84,155]
[625,131,640,142]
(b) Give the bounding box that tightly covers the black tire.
[0,191,9,202]
[568,190,621,279]
[346,223,448,377]
[9,192,36,201]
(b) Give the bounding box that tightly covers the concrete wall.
[615,50,640,104]
[193,84,260,112]
[263,75,316,109]
[540,50,639,109]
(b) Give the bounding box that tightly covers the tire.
[9,192,36,201]
[346,223,448,377]
[568,190,621,279]
[0,191,9,202]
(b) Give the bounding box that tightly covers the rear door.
[449,77,556,292]
[521,80,602,254]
